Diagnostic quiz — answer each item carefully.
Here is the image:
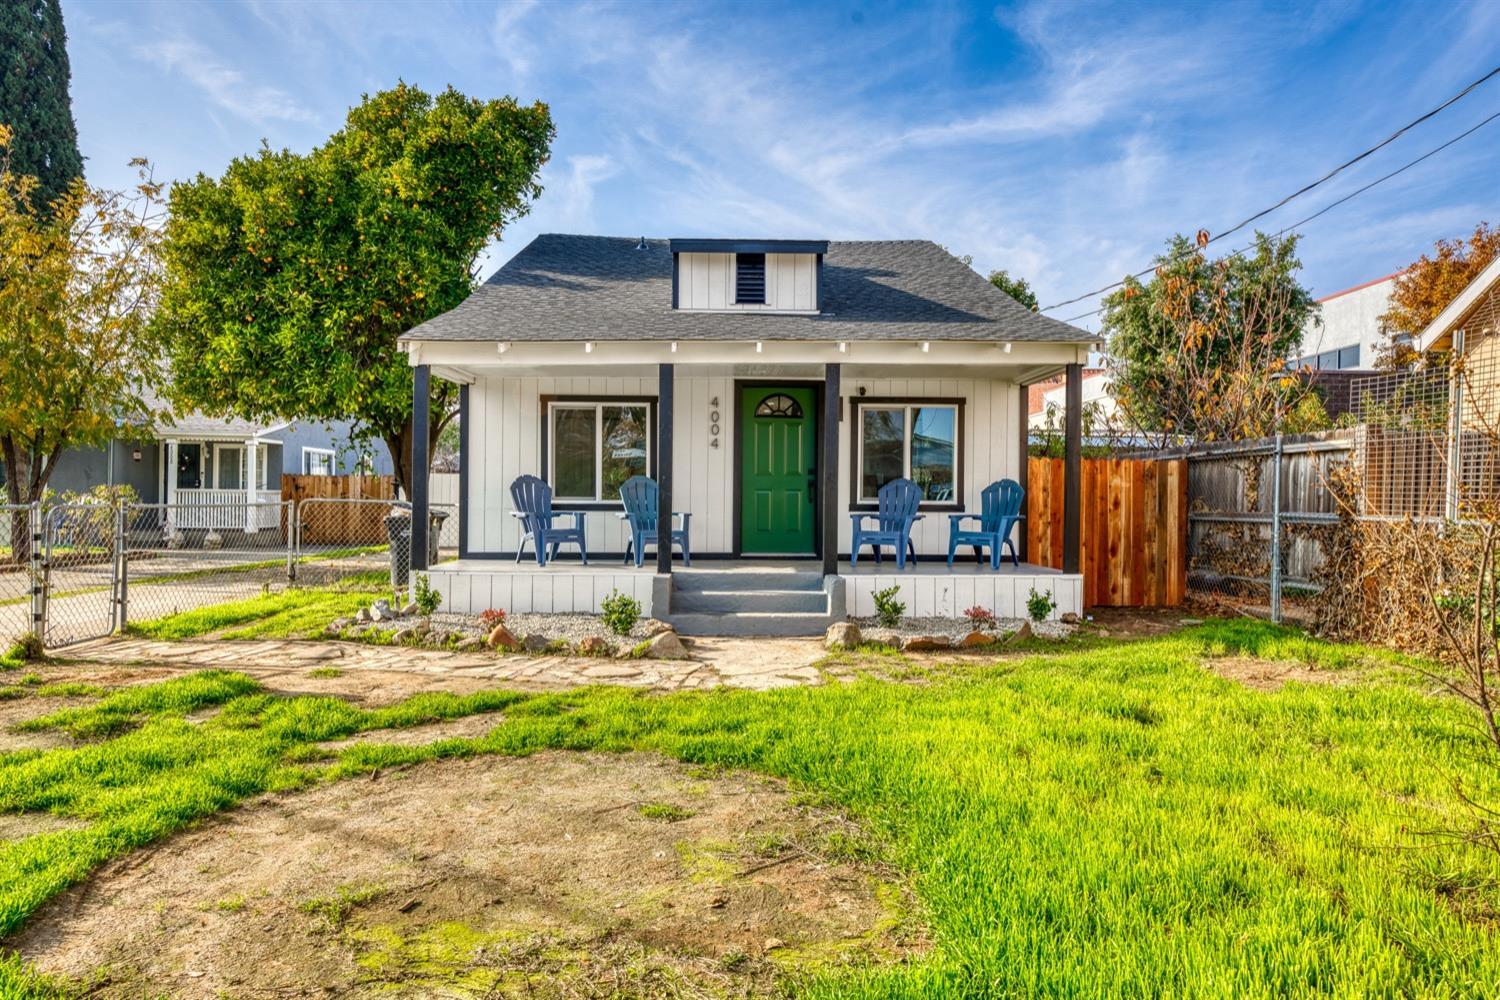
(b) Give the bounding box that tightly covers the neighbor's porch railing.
[169,489,284,530]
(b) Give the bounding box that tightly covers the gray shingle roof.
[401,234,1094,344]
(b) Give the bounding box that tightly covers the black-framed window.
[851,398,963,505]
[735,253,766,305]
[542,398,654,503]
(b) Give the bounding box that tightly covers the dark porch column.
[656,363,675,574]
[457,383,469,559]
[1017,383,1029,563]
[822,363,841,576]
[411,364,431,572]
[1062,362,1082,574]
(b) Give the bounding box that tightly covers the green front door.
[740,386,817,555]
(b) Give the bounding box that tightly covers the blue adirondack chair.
[618,476,691,567]
[947,479,1024,569]
[510,475,588,566]
[850,478,923,569]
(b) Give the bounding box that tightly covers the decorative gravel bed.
[851,615,1076,644]
[430,612,651,644]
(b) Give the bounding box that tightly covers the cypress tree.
[0,0,83,211]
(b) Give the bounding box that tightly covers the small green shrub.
[412,573,441,616]
[600,589,642,636]
[872,585,905,628]
[1026,587,1057,622]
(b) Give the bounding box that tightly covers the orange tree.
[0,127,165,559]
[1101,232,1318,443]
[1378,221,1500,367]
[157,83,553,497]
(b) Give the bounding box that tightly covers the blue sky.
[65,0,1500,329]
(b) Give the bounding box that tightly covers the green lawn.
[2,622,1498,997]
[123,580,393,641]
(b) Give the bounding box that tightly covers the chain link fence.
[0,496,458,650]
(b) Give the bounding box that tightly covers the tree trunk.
[1,435,66,566]
[385,404,453,502]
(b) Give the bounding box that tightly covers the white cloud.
[548,153,620,230]
[136,37,317,125]
[492,0,540,81]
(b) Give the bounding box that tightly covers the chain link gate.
[39,502,123,646]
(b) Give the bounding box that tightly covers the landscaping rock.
[328,617,354,632]
[1060,612,1080,625]
[576,636,610,656]
[523,633,552,653]
[640,630,689,660]
[862,629,901,648]
[370,600,394,623]
[391,627,416,644]
[642,618,675,637]
[355,607,372,624]
[959,630,998,648]
[486,624,522,652]
[401,601,420,617]
[824,621,862,651]
[413,617,432,636]
[899,634,952,652]
[424,629,450,648]
[203,530,223,551]
[1007,621,1033,643]
[454,636,487,652]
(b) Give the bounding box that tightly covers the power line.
[1041,62,1500,314]
[1057,106,1500,327]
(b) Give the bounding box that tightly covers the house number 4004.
[709,396,720,448]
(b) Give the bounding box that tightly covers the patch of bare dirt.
[13,752,925,998]
[318,712,507,751]
[1204,656,1349,692]
[0,811,85,842]
[0,694,94,753]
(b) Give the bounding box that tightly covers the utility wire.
[1041,62,1500,313]
[1058,106,1500,326]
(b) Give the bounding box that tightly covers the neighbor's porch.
[161,436,283,532]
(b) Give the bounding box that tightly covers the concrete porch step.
[670,588,828,614]
[671,568,824,593]
[664,611,834,638]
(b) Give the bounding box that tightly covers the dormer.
[669,238,827,313]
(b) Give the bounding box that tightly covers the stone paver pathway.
[58,635,830,693]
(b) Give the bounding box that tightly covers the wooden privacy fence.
[1027,457,1187,607]
[281,474,396,545]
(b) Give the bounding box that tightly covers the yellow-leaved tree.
[0,125,166,559]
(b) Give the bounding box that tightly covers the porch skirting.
[422,560,1082,622]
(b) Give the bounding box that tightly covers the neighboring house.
[1295,274,1400,371]
[397,234,1098,627]
[1027,368,1115,429]
[22,403,391,529]
[1414,252,1500,427]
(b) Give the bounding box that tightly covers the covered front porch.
[402,339,1093,632]
[161,436,283,532]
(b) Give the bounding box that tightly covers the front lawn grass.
[2,620,1499,997]
[124,585,393,641]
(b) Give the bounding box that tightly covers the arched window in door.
[754,393,804,419]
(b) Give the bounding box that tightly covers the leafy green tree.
[988,269,1037,310]
[0,128,166,559]
[158,83,553,496]
[1102,232,1317,442]
[0,0,82,212]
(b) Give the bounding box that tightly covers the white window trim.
[211,443,270,491]
[302,446,336,476]
[547,400,652,504]
[854,401,960,505]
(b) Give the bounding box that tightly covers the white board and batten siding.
[425,562,655,618]
[848,573,1082,620]
[448,371,1034,615]
[676,253,817,312]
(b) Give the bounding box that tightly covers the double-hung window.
[546,400,652,503]
[853,400,961,504]
[303,447,336,476]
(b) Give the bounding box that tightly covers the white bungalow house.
[398,235,1097,634]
